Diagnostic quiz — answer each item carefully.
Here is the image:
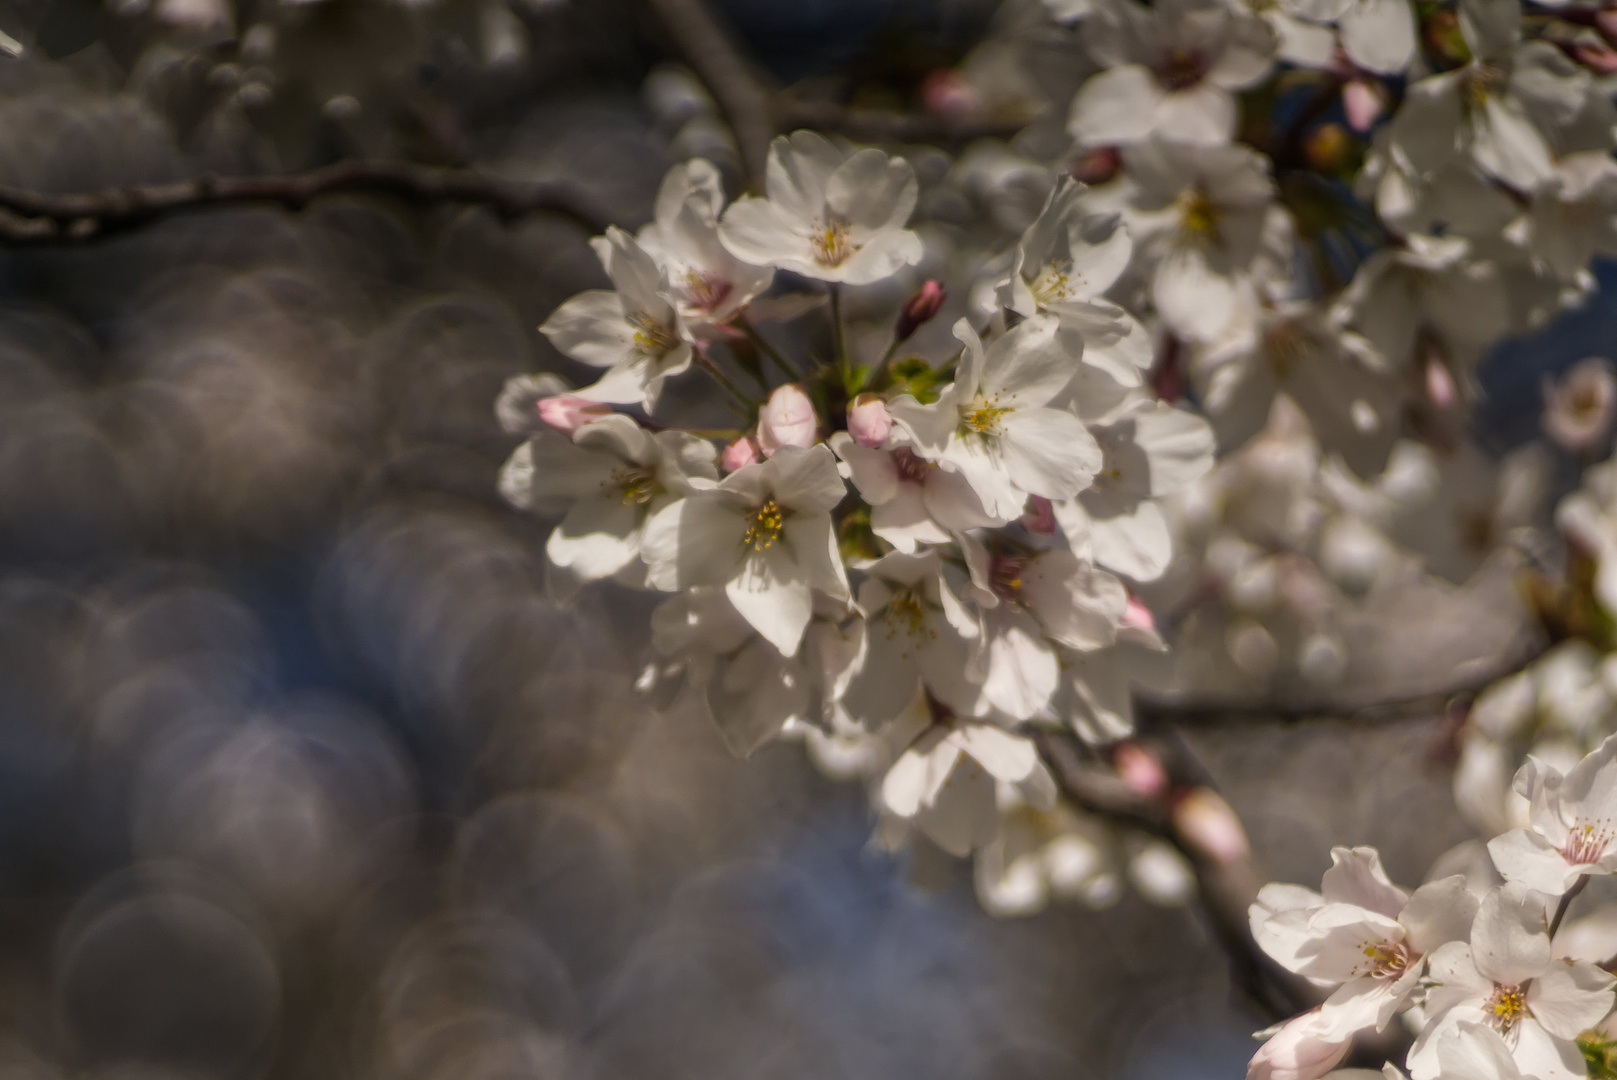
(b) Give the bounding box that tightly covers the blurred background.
[0,0,1596,1077]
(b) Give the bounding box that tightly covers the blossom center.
[1178,189,1220,241]
[608,466,659,505]
[1485,983,1528,1032]
[743,498,786,551]
[1262,321,1308,377]
[1158,47,1211,91]
[811,219,858,268]
[628,311,678,358]
[1464,61,1509,107]
[883,588,938,653]
[893,446,934,483]
[683,269,733,315]
[1030,260,1082,307]
[1356,940,1414,979]
[990,554,1029,602]
[962,394,1013,437]
[1563,819,1614,866]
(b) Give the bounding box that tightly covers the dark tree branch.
[1034,729,1314,1022]
[641,0,1035,190]
[0,160,611,244]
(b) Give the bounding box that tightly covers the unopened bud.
[758,383,818,456]
[1068,145,1121,186]
[846,393,893,449]
[895,280,946,341]
[721,434,761,472]
[1425,356,1456,411]
[1019,495,1057,534]
[1171,787,1251,865]
[1122,594,1157,635]
[1113,742,1169,799]
[537,394,612,434]
[1341,78,1386,132]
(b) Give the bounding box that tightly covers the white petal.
[1068,65,1166,145]
[1341,0,1416,74]
[1154,83,1239,146]
[726,543,814,657]
[1525,961,1616,1039]
[546,497,642,580]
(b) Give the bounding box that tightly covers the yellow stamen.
[811,220,857,268]
[1179,189,1220,240]
[962,394,1012,436]
[1486,984,1527,1031]
[743,498,785,551]
[628,311,678,358]
[608,466,658,505]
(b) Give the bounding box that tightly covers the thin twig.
[642,0,778,188]
[1550,877,1588,939]
[1034,729,1313,1022]
[738,318,801,380]
[779,97,1036,146]
[695,350,760,409]
[0,160,610,244]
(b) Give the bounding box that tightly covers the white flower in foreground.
[842,551,983,725]
[1519,153,1617,284]
[889,317,1101,521]
[1069,0,1276,148]
[1251,846,1476,1042]
[1124,140,1280,344]
[830,433,998,552]
[497,414,718,585]
[1489,734,1617,895]
[636,158,775,327]
[1432,1023,1536,1080]
[1385,0,1561,191]
[642,444,849,656]
[1192,296,1401,480]
[1409,884,1615,1080]
[718,131,923,285]
[879,695,1056,857]
[998,177,1149,387]
[1052,397,1215,581]
[961,537,1128,718]
[1247,1011,1352,1080]
[650,587,863,756]
[540,226,693,409]
[1558,459,1617,618]
[1281,0,1416,75]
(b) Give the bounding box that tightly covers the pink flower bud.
[1172,787,1251,865]
[1425,356,1456,411]
[846,393,893,449]
[1122,595,1157,635]
[1113,742,1169,799]
[721,434,761,472]
[1248,1013,1350,1080]
[1341,78,1386,132]
[1573,40,1617,74]
[920,69,980,118]
[1597,8,1617,46]
[895,280,946,341]
[758,383,818,456]
[1019,495,1057,534]
[536,395,612,434]
[1068,146,1121,185]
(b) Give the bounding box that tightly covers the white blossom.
[636,158,775,328]
[718,131,923,284]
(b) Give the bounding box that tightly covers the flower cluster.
[499,131,1215,901]
[1251,737,1617,1080]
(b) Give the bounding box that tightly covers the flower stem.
[1550,876,1588,939]
[739,318,801,380]
[829,284,851,385]
[695,351,759,410]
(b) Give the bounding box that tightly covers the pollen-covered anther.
[1485,983,1528,1032]
[990,555,1029,602]
[1355,940,1414,979]
[1179,189,1220,239]
[883,588,936,647]
[1030,260,1083,306]
[1563,820,1615,865]
[963,395,1013,436]
[810,219,858,268]
[1158,46,1211,91]
[743,498,786,551]
[684,269,734,315]
[609,466,659,505]
[628,311,678,357]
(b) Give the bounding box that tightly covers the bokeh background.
[0,0,1597,1077]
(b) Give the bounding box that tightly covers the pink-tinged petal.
[1488,830,1579,895]
[536,394,613,434]
[1343,79,1389,132]
[1469,885,1551,987]
[726,543,814,657]
[721,434,761,472]
[1400,876,1479,956]
[1247,1012,1351,1080]
[1524,961,1616,1039]
[758,383,819,456]
[847,393,893,448]
[1068,65,1166,144]
[1320,846,1408,918]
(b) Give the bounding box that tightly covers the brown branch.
[0,160,611,244]
[1034,729,1314,1022]
[641,0,1035,190]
